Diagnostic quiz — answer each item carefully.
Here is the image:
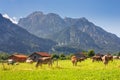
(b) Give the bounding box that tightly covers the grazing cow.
[36,57,53,68]
[92,53,104,62]
[106,54,113,61]
[77,57,86,62]
[113,56,119,59]
[71,56,78,66]
[92,56,102,62]
[102,54,113,65]
[102,55,109,65]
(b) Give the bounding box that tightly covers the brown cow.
[35,57,53,67]
[71,56,78,66]
[102,55,109,65]
[77,57,86,62]
[107,55,113,61]
[92,56,102,62]
[92,53,104,62]
[102,54,113,65]
[113,56,119,59]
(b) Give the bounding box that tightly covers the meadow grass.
[0,59,120,80]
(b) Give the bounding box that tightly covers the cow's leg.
[35,63,39,68]
[50,61,52,67]
[75,61,77,66]
[92,59,94,62]
[73,63,75,66]
[40,63,42,67]
[103,61,108,65]
[48,61,52,67]
[72,61,74,66]
[111,58,113,61]
[36,61,39,68]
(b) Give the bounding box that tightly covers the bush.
[66,53,74,60]
[117,52,120,56]
[51,54,59,59]
[87,50,95,57]
[0,52,10,60]
[59,53,66,60]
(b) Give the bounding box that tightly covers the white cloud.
[2,14,18,24]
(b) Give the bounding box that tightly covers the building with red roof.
[8,54,27,62]
[29,52,51,61]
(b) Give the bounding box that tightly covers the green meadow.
[0,59,120,80]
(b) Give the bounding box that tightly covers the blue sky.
[0,0,120,37]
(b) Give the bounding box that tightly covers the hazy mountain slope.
[18,11,120,53]
[64,17,120,52]
[0,14,56,53]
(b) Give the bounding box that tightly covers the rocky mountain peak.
[47,13,61,18]
[64,17,90,26]
[80,17,89,22]
[27,11,44,18]
[18,11,120,53]
[18,11,66,38]
[64,17,88,21]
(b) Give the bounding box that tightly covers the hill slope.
[0,14,56,53]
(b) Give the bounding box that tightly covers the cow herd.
[71,53,120,66]
[91,54,113,65]
[5,54,120,68]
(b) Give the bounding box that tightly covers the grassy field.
[0,59,120,80]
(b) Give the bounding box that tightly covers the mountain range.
[0,13,56,54]
[18,11,120,53]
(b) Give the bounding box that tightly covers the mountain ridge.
[18,11,120,53]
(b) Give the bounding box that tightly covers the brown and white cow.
[71,55,87,66]
[113,56,119,59]
[102,55,109,65]
[92,53,104,62]
[106,54,113,61]
[92,56,102,62]
[35,57,53,67]
[71,56,78,66]
[102,54,113,65]
[77,57,87,62]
